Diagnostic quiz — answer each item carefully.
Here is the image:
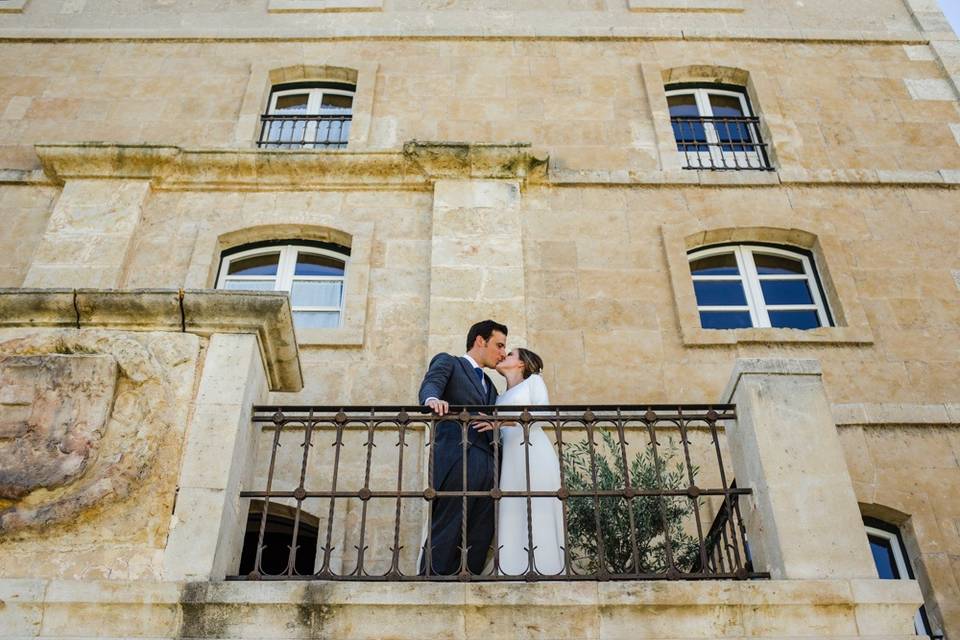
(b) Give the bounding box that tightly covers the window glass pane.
[690,253,739,276]
[869,535,900,579]
[760,279,814,305]
[754,253,805,275]
[227,253,280,276]
[667,94,701,117]
[707,94,746,117]
[768,310,821,329]
[320,93,353,114]
[291,280,343,308]
[295,253,345,276]
[294,311,341,329]
[274,93,310,113]
[694,280,747,306]
[223,279,277,292]
[699,311,753,329]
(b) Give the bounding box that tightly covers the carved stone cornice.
[0,288,302,391]
[34,141,549,190]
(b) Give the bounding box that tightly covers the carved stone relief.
[0,330,187,533]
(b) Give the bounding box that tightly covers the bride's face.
[496,350,524,376]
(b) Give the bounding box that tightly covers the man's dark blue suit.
[418,353,498,575]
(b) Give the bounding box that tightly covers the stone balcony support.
[0,289,302,583]
[722,358,879,581]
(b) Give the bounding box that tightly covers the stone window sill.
[267,0,382,12]
[0,0,30,13]
[628,0,743,12]
[681,326,874,346]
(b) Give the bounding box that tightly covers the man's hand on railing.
[425,398,449,416]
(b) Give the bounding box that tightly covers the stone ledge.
[0,288,302,391]
[0,578,922,639]
[0,0,29,13]
[0,26,928,44]
[268,0,383,11]
[721,357,822,403]
[34,142,548,190]
[628,0,743,12]
[833,402,960,427]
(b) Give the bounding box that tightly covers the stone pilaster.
[426,180,527,360]
[162,333,268,581]
[22,179,150,289]
[722,358,878,581]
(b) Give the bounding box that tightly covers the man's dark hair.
[466,319,508,351]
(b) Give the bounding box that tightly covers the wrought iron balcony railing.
[231,405,766,582]
[257,114,351,149]
[671,115,773,171]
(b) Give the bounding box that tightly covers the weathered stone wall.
[0,39,957,173]
[0,185,54,287]
[0,328,202,581]
[840,423,960,635]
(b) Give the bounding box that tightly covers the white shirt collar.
[462,354,481,370]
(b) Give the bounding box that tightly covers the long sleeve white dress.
[495,374,565,576]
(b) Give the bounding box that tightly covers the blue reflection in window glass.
[227,253,280,276]
[768,310,821,329]
[295,253,345,276]
[694,281,747,306]
[699,311,753,329]
[760,279,814,305]
[869,536,900,579]
[754,253,804,275]
[690,253,739,276]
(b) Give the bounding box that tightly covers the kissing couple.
[418,319,564,577]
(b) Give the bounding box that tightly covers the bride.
[493,348,565,576]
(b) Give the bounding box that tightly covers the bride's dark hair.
[516,348,544,379]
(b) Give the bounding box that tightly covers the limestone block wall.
[0,185,54,287]
[0,39,957,174]
[840,423,960,634]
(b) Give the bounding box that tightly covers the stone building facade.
[0,0,958,638]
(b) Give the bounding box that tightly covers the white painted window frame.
[688,244,831,329]
[266,86,355,147]
[216,244,347,328]
[864,525,931,636]
[665,87,761,169]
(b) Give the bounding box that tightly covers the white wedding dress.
[496,374,565,576]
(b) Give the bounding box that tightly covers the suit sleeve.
[419,353,456,405]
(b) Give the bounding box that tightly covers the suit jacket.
[418,353,498,482]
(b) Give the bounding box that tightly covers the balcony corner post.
[161,332,269,581]
[721,357,876,580]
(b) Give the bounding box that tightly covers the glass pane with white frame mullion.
[739,248,768,327]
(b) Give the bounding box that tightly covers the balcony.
[670,115,773,171]
[231,404,763,582]
[257,113,352,149]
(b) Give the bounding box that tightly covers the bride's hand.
[471,412,495,433]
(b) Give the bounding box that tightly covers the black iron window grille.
[232,405,767,582]
[666,84,773,171]
[258,114,351,150]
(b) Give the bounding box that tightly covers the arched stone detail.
[268,64,359,86]
[216,223,354,257]
[661,64,750,87]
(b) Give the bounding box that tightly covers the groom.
[418,319,507,575]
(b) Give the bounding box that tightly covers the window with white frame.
[259,82,354,149]
[864,518,936,637]
[216,242,348,329]
[666,84,771,170]
[687,244,832,330]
